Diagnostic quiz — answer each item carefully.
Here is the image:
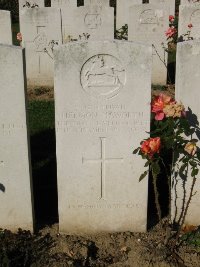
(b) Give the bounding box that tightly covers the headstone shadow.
[0,183,5,193]
[30,128,58,229]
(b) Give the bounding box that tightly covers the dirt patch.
[1,223,199,266]
[27,85,175,102]
[27,86,54,101]
[36,222,199,267]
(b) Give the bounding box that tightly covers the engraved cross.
[82,137,123,200]
[26,25,47,74]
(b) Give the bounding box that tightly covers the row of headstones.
[1,1,200,87]
[18,0,175,30]
[18,3,169,86]
[0,38,200,233]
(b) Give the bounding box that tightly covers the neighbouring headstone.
[20,7,62,87]
[128,4,169,85]
[0,44,34,232]
[172,40,200,226]
[179,4,200,40]
[61,5,114,42]
[116,0,142,30]
[0,10,12,45]
[149,0,175,16]
[84,0,109,6]
[51,0,77,8]
[19,0,44,11]
[54,40,152,234]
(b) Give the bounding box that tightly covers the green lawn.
[12,23,20,46]
[27,100,55,136]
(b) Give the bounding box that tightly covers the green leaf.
[152,161,160,175]
[179,163,187,174]
[189,161,197,168]
[133,148,140,154]
[144,161,149,167]
[139,171,148,182]
[191,168,199,177]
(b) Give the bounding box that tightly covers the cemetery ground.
[1,86,200,267]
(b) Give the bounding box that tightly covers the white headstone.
[20,7,62,87]
[84,0,109,6]
[149,0,175,15]
[19,0,44,11]
[0,10,12,45]
[61,5,114,42]
[116,0,142,30]
[179,4,200,40]
[0,44,34,232]
[128,4,169,85]
[172,40,200,226]
[54,40,152,234]
[51,0,77,8]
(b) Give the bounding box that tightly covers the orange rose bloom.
[141,137,161,158]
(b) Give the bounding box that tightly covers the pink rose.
[151,94,174,121]
[169,15,175,23]
[165,26,177,38]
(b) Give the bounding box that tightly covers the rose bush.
[133,93,200,248]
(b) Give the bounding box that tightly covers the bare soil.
[39,222,200,267]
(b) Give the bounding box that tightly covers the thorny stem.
[175,175,197,245]
[177,164,188,226]
[152,44,172,85]
[152,169,162,222]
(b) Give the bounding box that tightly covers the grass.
[12,23,19,46]
[27,100,55,136]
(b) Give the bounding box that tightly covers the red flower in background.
[165,26,177,38]
[17,32,22,42]
[169,15,175,23]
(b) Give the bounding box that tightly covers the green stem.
[175,175,197,244]
[152,170,162,222]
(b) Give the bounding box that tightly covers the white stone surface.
[172,40,200,226]
[0,10,12,45]
[84,0,109,6]
[116,0,142,30]
[54,40,152,234]
[61,5,114,42]
[0,44,34,232]
[51,0,77,8]
[128,4,169,85]
[20,7,62,87]
[19,0,44,11]
[149,0,175,15]
[179,4,200,40]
